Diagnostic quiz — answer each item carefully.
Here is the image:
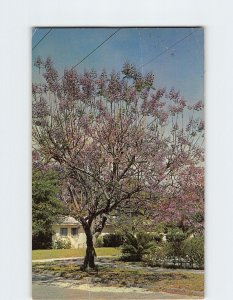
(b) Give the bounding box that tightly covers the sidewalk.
[32,255,114,263]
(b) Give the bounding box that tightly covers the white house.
[52,216,115,249]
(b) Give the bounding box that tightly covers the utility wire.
[141,28,200,68]
[32,28,53,51]
[58,28,121,81]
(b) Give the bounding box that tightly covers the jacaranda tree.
[32,57,204,269]
[154,164,204,234]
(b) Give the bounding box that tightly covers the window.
[71,228,78,236]
[60,228,68,236]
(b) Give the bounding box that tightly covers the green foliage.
[111,213,152,235]
[102,233,124,247]
[183,236,204,268]
[32,168,67,249]
[144,229,204,270]
[166,227,187,243]
[120,232,155,261]
[165,227,187,264]
[95,235,104,248]
[53,238,71,249]
[144,244,169,267]
[151,232,163,243]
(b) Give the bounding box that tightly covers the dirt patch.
[32,259,204,298]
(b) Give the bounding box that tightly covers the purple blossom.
[144,72,155,87]
[62,69,79,97]
[43,58,59,93]
[168,88,180,102]
[32,97,49,118]
[122,62,138,79]
[59,98,73,111]
[192,100,204,111]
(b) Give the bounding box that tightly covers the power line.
[58,28,121,81]
[32,28,53,51]
[141,28,200,68]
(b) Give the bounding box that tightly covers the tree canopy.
[32,58,204,267]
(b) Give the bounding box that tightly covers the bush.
[166,227,187,243]
[151,232,163,243]
[32,232,52,250]
[165,228,187,265]
[120,232,155,262]
[102,233,124,247]
[53,238,71,249]
[144,244,169,267]
[183,236,204,269]
[144,230,204,269]
[95,235,104,247]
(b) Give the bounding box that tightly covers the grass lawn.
[32,248,121,260]
[32,261,204,297]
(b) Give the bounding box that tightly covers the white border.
[1,1,233,299]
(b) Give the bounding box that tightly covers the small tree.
[32,168,66,249]
[32,58,204,269]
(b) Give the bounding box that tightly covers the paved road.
[32,281,196,300]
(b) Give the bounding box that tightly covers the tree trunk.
[82,226,96,270]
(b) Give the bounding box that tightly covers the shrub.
[144,227,204,269]
[183,236,204,269]
[151,232,163,243]
[102,233,124,247]
[120,232,155,262]
[165,228,186,265]
[166,227,187,243]
[144,244,169,267]
[53,238,71,249]
[145,227,188,268]
[32,232,52,250]
[95,235,104,248]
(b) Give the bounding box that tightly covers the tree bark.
[82,226,96,270]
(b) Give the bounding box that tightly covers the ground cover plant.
[32,259,204,297]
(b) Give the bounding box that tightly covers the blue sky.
[32,27,204,104]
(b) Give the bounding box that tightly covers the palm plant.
[121,232,155,261]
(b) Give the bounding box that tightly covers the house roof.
[53,215,115,227]
[54,216,80,226]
